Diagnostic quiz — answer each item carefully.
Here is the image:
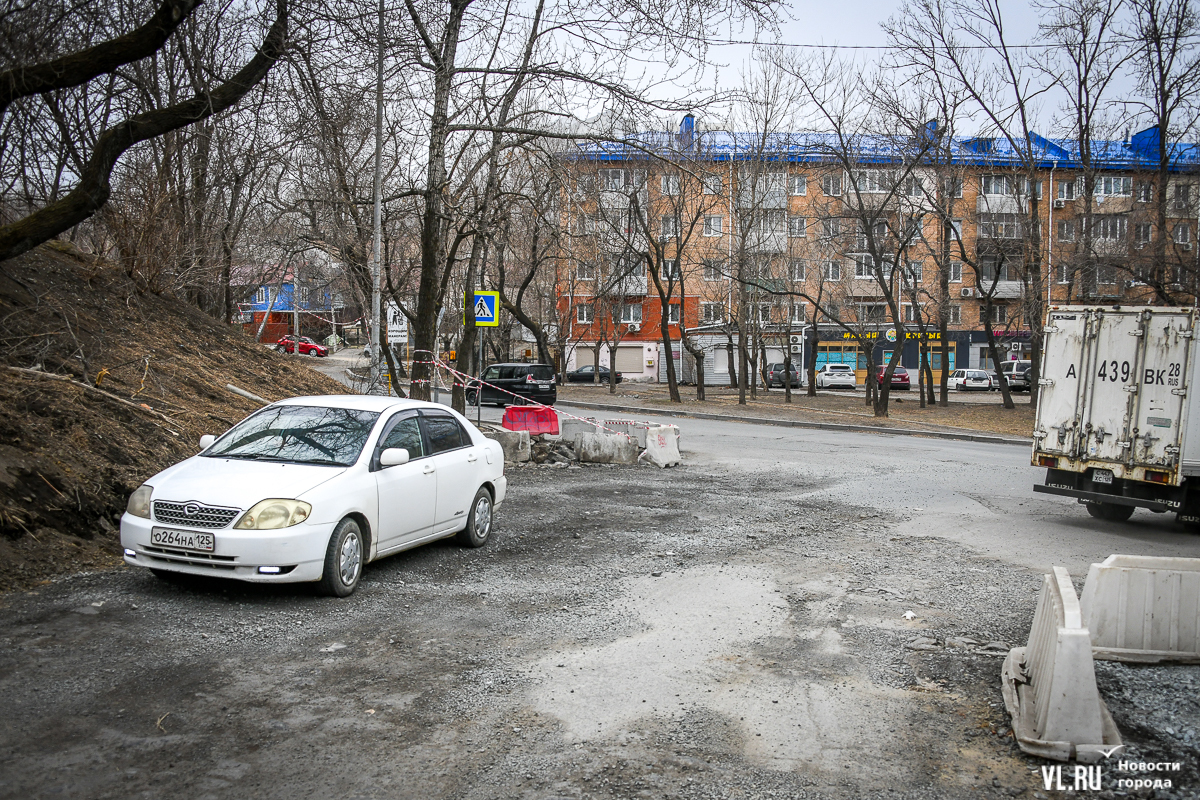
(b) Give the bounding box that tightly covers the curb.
[557,399,1032,447]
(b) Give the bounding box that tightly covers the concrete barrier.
[575,432,638,464]
[1080,555,1200,664]
[560,417,600,445]
[641,425,681,468]
[603,420,652,448]
[481,428,530,463]
[1001,567,1122,763]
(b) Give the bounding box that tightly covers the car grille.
[143,546,238,569]
[153,501,240,529]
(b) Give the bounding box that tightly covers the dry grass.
[559,382,1036,439]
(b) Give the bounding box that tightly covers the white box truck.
[1033,305,1200,527]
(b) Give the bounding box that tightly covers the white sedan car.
[815,364,858,389]
[120,396,506,597]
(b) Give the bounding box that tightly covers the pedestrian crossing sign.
[468,291,499,327]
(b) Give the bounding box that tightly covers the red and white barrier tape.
[410,358,635,441]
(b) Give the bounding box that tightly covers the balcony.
[978,280,1023,299]
[604,274,647,296]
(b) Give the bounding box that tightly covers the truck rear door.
[1130,311,1192,469]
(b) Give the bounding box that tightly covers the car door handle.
[423,464,435,474]
[467,452,478,462]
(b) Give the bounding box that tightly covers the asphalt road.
[2,413,1199,799]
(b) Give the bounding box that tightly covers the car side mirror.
[199,434,216,450]
[379,448,410,467]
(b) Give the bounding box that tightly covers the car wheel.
[457,486,493,548]
[1085,502,1135,522]
[318,517,364,597]
[308,349,319,357]
[466,389,478,405]
[275,345,285,352]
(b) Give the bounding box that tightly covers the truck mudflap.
[1034,468,1184,513]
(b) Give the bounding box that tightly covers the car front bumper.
[120,513,336,583]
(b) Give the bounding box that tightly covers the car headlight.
[235,499,312,530]
[127,484,153,518]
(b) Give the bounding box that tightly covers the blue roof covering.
[575,124,1200,172]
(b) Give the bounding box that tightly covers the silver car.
[948,369,993,391]
[815,364,857,389]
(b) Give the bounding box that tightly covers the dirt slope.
[0,243,349,593]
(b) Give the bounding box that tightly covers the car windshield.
[523,365,554,380]
[205,405,380,466]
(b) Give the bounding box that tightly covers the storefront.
[814,327,972,384]
[969,330,1033,368]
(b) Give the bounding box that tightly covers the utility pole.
[368,0,385,390]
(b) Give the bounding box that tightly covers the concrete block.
[603,420,652,448]
[1001,567,1121,763]
[560,417,600,442]
[1080,554,1200,664]
[575,432,638,464]
[481,428,530,462]
[641,425,681,468]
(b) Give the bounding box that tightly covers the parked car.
[120,396,506,597]
[565,364,622,384]
[999,359,1032,391]
[765,362,802,388]
[275,335,328,357]
[983,369,1001,391]
[815,363,857,389]
[948,369,994,391]
[465,363,557,406]
[875,365,911,390]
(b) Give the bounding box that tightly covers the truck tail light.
[1038,456,1057,468]
[1145,470,1171,484]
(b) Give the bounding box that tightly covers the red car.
[875,365,910,390]
[275,335,328,357]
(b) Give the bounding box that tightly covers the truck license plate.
[1093,469,1113,485]
[151,528,215,552]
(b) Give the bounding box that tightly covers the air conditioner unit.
[790,344,803,354]
[789,334,803,345]
[960,287,975,298]
[626,323,640,332]
[1184,243,1194,251]
[1053,199,1065,209]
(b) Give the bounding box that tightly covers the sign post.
[468,291,499,421]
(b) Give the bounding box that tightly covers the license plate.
[1093,469,1113,485]
[151,527,215,552]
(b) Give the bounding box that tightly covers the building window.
[1175,184,1192,210]
[788,216,807,238]
[1097,176,1132,196]
[789,260,806,281]
[660,215,678,239]
[1093,214,1128,241]
[824,260,841,281]
[661,175,680,196]
[904,304,923,323]
[703,215,723,237]
[852,169,898,194]
[982,304,1008,324]
[859,303,888,323]
[950,261,962,283]
[1137,182,1154,202]
[945,177,963,198]
[663,258,681,279]
[982,175,1013,196]
[702,175,722,195]
[1097,264,1118,285]
[667,304,681,323]
[904,261,923,284]
[748,304,774,323]
[852,254,875,279]
[948,304,961,324]
[620,303,643,324]
[979,213,1023,239]
[1056,263,1070,283]
[255,287,268,304]
[600,169,625,191]
[577,262,596,280]
[1135,222,1152,244]
[703,260,724,281]
[821,218,841,239]
[822,174,842,197]
[576,303,593,324]
[701,302,725,323]
[1057,219,1075,242]
[979,256,1010,284]
[789,175,807,196]
[855,219,888,249]
[1175,223,1192,244]
[1057,180,1076,200]
[791,303,807,323]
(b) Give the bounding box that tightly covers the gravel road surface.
[2,417,1198,799]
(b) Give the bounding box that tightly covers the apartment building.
[558,117,1199,384]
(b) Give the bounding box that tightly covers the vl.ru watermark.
[1039,757,1184,793]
